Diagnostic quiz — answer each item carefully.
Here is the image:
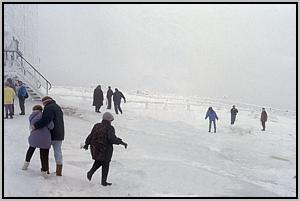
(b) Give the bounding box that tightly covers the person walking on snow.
[22,105,53,178]
[260,108,268,131]
[4,81,16,119]
[113,88,126,114]
[230,105,238,125]
[32,96,65,176]
[17,80,28,115]
[82,112,128,186]
[93,85,104,113]
[106,86,113,109]
[205,107,219,133]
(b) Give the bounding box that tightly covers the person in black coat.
[93,85,104,113]
[260,108,268,131]
[230,105,238,125]
[113,88,126,114]
[106,86,113,109]
[32,96,65,176]
[83,112,127,186]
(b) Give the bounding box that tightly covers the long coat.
[85,120,124,162]
[231,108,238,116]
[261,111,268,122]
[34,100,65,141]
[29,111,53,149]
[93,86,104,107]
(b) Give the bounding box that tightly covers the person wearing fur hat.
[82,112,128,186]
[32,96,65,176]
[22,105,53,178]
[4,81,16,119]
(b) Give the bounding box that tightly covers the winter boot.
[101,182,112,186]
[22,161,30,170]
[56,164,63,176]
[87,171,93,181]
[41,171,48,179]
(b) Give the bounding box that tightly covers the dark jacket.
[231,108,238,116]
[34,100,65,141]
[93,86,104,107]
[113,91,126,104]
[85,120,124,162]
[261,111,268,122]
[107,89,113,99]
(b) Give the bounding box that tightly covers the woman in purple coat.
[22,105,53,178]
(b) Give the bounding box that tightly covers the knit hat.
[102,112,114,122]
[42,96,53,106]
[32,105,43,111]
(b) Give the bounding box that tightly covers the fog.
[37,4,296,110]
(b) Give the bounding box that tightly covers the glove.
[80,143,89,150]
[123,142,128,149]
[83,144,89,150]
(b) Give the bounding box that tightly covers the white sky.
[37,4,296,110]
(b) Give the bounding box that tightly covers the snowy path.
[3,90,296,197]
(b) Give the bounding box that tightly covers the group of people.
[4,79,269,187]
[93,85,126,115]
[205,105,268,133]
[22,95,126,186]
[22,96,65,178]
[4,78,28,118]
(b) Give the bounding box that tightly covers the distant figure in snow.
[260,108,268,131]
[106,86,113,109]
[113,88,126,115]
[22,105,53,178]
[230,105,238,125]
[82,112,128,186]
[205,107,219,133]
[93,85,104,113]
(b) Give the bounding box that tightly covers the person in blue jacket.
[205,107,219,133]
[17,80,28,115]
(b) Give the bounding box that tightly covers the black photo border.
[2,1,298,199]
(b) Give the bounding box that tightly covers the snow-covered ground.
[4,86,296,197]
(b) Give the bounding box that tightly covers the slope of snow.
[3,86,296,197]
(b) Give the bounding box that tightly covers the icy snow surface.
[4,86,296,197]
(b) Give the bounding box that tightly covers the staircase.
[4,50,51,101]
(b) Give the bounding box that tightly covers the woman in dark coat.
[83,112,127,186]
[93,85,104,113]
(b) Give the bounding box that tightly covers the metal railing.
[4,50,52,95]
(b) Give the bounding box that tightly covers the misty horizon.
[35,4,296,110]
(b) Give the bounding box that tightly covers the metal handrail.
[4,50,52,91]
